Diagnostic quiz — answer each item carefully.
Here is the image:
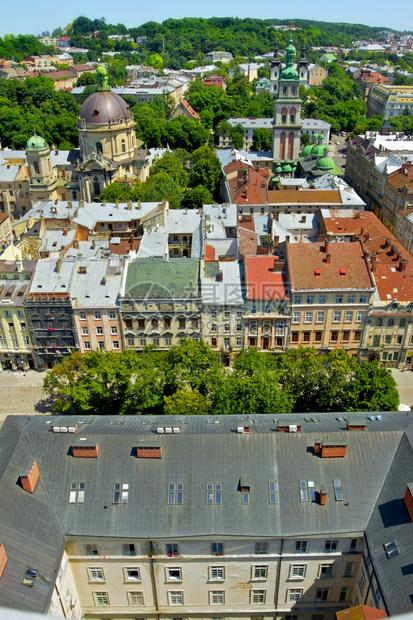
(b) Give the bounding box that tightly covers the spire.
[285,37,296,69]
[298,45,308,68]
[271,44,281,67]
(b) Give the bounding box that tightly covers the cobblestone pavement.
[0,367,411,426]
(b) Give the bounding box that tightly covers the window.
[356,311,364,322]
[109,311,116,319]
[88,567,104,581]
[210,590,225,604]
[82,327,88,335]
[124,567,141,581]
[255,542,268,554]
[224,311,230,319]
[113,341,120,349]
[151,318,159,328]
[242,490,250,504]
[96,326,103,335]
[287,589,303,603]
[69,482,85,504]
[268,481,277,504]
[324,540,338,553]
[17,310,24,318]
[387,318,395,327]
[211,338,217,347]
[314,331,322,343]
[210,566,225,581]
[236,337,242,346]
[125,319,133,329]
[207,483,222,505]
[305,312,313,324]
[330,331,338,342]
[94,592,109,606]
[358,570,366,594]
[128,591,144,605]
[349,539,357,552]
[342,331,350,342]
[168,483,184,505]
[251,305,257,314]
[306,295,314,304]
[167,567,182,581]
[166,543,179,556]
[376,317,383,327]
[339,587,349,602]
[303,332,310,343]
[236,322,243,332]
[237,311,242,318]
[295,296,302,304]
[319,295,326,304]
[291,332,299,343]
[293,312,300,324]
[169,591,183,605]
[113,483,129,504]
[316,311,324,323]
[138,319,145,329]
[85,544,98,555]
[111,326,118,335]
[359,295,367,303]
[319,564,334,578]
[165,337,172,346]
[140,338,147,346]
[315,588,329,602]
[347,295,355,303]
[153,337,160,346]
[299,480,316,502]
[373,335,381,347]
[212,311,217,319]
[122,544,136,556]
[290,564,306,578]
[343,562,355,578]
[335,295,343,304]
[251,590,266,603]
[265,305,271,314]
[400,318,406,328]
[295,540,308,553]
[211,542,224,556]
[345,311,353,322]
[333,311,341,323]
[397,334,403,344]
[94,311,101,319]
[224,323,230,333]
[178,318,186,328]
[253,565,268,579]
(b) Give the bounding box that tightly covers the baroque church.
[24,66,147,206]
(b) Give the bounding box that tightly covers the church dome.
[317,155,336,171]
[26,132,48,151]
[311,144,329,157]
[79,90,133,125]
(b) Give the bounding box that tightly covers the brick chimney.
[400,258,408,272]
[371,258,378,272]
[324,239,330,253]
[218,271,223,282]
[325,252,331,264]
[0,542,7,579]
[390,244,397,257]
[355,211,361,219]
[364,230,371,241]
[19,459,40,494]
[384,237,391,248]
[319,489,327,505]
[72,442,99,458]
[404,484,413,521]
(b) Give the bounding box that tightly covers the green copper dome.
[301,144,313,157]
[280,36,299,81]
[26,131,48,152]
[311,144,329,157]
[317,156,336,171]
[282,164,292,172]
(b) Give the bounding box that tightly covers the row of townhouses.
[1,200,413,370]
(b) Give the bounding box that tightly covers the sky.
[2,0,410,37]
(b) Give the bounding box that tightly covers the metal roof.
[0,412,413,613]
[124,257,200,299]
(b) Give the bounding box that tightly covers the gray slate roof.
[0,412,413,613]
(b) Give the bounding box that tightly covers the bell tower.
[26,131,57,204]
[272,38,303,164]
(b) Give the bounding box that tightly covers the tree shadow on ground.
[34,394,57,414]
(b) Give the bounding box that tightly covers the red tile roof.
[205,244,215,261]
[245,256,288,300]
[336,605,386,620]
[287,241,373,291]
[180,99,200,120]
[225,161,269,204]
[320,209,391,239]
[267,189,343,205]
[109,238,140,255]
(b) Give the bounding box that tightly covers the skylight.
[384,540,400,559]
[333,479,343,501]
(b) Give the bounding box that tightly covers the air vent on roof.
[237,426,250,433]
[156,427,181,434]
[314,440,347,458]
[72,442,98,458]
[314,268,321,276]
[136,446,162,459]
[52,424,78,433]
[277,421,302,432]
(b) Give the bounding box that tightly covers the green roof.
[125,257,200,299]
[317,156,336,171]
[280,36,299,81]
[323,53,337,62]
[301,144,313,157]
[26,132,48,151]
[282,164,292,172]
[311,144,329,157]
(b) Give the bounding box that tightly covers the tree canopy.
[43,343,399,416]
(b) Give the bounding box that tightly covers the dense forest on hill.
[0,34,55,61]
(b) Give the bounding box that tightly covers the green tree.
[148,52,164,69]
[188,146,222,197]
[252,128,272,151]
[99,183,133,202]
[181,185,213,209]
[164,386,209,415]
[341,362,399,412]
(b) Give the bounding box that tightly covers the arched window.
[282,86,287,95]
[33,160,39,175]
[279,132,286,160]
[121,139,126,153]
[290,115,295,123]
[281,115,287,124]
[291,87,296,96]
[96,142,103,155]
[93,176,100,197]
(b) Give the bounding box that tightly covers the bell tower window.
[33,161,39,175]
[96,142,103,155]
[121,139,126,153]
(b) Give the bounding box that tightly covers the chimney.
[73,240,79,249]
[273,259,285,272]
[92,240,96,249]
[115,201,119,209]
[360,226,365,236]
[79,200,84,208]
[137,201,141,209]
[127,200,133,210]
[364,230,371,241]
[56,258,62,273]
[102,200,106,207]
[285,235,290,243]
[0,542,7,579]
[301,215,306,223]
[19,459,40,494]
[324,239,329,253]
[390,244,397,256]
[404,484,413,521]
[102,276,107,285]
[54,199,58,205]
[371,258,378,272]
[72,442,99,458]
[63,228,68,236]
[319,489,327,505]
[325,252,331,264]
[355,211,361,219]
[400,258,408,272]
[218,271,223,282]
